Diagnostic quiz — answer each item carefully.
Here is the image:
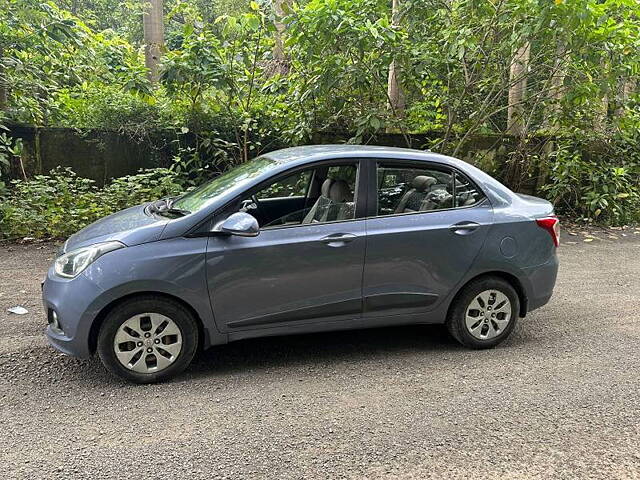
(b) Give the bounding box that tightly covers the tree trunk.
[271,0,290,75]
[507,42,530,137]
[547,39,566,130]
[594,58,610,131]
[386,0,404,128]
[0,47,7,112]
[142,0,164,84]
[614,77,636,118]
[0,85,6,112]
[538,39,567,192]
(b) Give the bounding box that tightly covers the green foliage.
[543,137,640,225]
[55,83,161,135]
[0,123,23,196]
[1,0,640,226]
[0,167,185,238]
[170,128,237,187]
[100,168,185,211]
[284,0,403,138]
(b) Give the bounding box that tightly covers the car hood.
[62,204,168,253]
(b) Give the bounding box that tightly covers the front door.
[206,161,366,332]
[363,160,493,317]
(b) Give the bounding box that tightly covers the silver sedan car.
[43,145,559,383]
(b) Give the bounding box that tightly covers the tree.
[142,0,164,83]
[507,41,530,137]
[0,47,6,111]
[615,77,636,118]
[271,0,291,75]
[386,0,404,124]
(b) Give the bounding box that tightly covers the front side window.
[255,169,312,200]
[376,163,484,216]
[242,162,359,229]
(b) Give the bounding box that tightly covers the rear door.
[362,160,493,317]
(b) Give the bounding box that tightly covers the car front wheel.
[97,296,198,383]
[446,276,519,349]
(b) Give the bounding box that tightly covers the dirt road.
[1,233,639,479]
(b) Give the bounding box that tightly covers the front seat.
[394,176,436,213]
[303,178,354,223]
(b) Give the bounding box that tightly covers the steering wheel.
[240,196,260,213]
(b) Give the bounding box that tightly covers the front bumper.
[42,267,105,359]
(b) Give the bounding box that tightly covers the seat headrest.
[328,179,352,203]
[321,178,334,197]
[412,175,436,192]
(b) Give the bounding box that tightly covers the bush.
[0,167,185,239]
[543,137,640,225]
[55,84,162,137]
[100,168,185,211]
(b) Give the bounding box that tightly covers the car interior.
[234,162,484,228]
[377,166,483,216]
[240,164,358,228]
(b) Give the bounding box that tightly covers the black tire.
[446,276,519,349]
[97,295,199,384]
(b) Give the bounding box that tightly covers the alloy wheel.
[465,289,512,340]
[113,313,183,373]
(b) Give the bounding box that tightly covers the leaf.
[246,15,260,31]
[250,1,259,11]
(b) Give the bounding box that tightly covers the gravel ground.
[1,230,639,479]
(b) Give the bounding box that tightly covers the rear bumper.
[522,254,559,313]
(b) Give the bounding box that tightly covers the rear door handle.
[449,221,480,235]
[319,233,357,246]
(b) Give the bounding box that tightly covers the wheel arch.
[88,291,208,355]
[448,271,528,319]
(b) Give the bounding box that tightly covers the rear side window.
[453,171,485,207]
[376,163,484,216]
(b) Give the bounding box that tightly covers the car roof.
[263,144,457,166]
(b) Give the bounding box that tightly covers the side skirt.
[227,310,446,343]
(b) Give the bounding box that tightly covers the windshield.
[171,157,276,213]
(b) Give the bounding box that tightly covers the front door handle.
[319,233,357,246]
[449,221,480,235]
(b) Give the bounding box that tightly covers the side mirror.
[215,212,259,237]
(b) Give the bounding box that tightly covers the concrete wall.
[7,125,175,186]
[6,124,549,192]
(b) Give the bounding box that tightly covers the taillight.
[536,216,560,247]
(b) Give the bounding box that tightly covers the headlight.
[54,241,125,278]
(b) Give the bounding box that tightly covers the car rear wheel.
[97,296,198,383]
[446,276,519,349]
